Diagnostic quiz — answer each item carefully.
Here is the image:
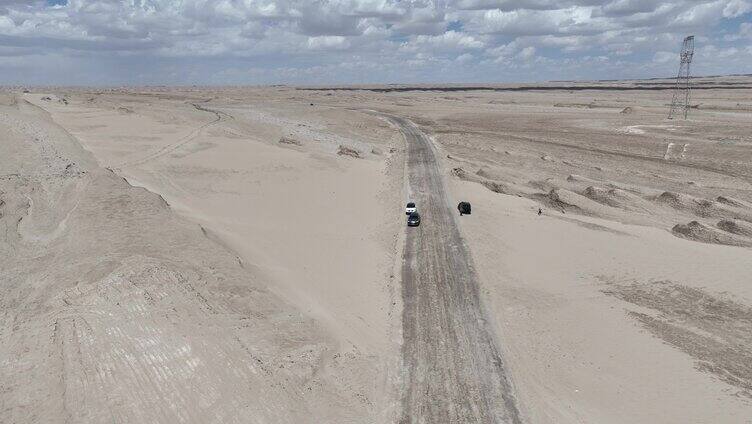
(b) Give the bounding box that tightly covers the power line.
[668,36,695,120]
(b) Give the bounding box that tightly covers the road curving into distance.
[385,114,523,424]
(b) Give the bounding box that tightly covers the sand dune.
[3,92,404,423]
[1,96,372,422]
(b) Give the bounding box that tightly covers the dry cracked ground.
[2,76,752,423]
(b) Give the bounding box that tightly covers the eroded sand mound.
[717,219,752,237]
[544,188,583,213]
[672,221,752,247]
[656,191,752,222]
[528,188,609,216]
[583,186,655,213]
[451,166,470,179]
[536,188,617,216]
[456,169,648,220]
[656,191,692,208]
[583,186,622,208]
[717,196,752,209]
[453,167,514,195]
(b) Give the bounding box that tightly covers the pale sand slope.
[28,91,405,421]
[450,178,752,423]
[0,93,384,422]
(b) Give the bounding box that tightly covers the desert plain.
[2,77,752,423]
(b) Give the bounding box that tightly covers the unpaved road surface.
[388,115,522,423]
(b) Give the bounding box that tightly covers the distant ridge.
[299,84,752,93]
[298,74,752,92]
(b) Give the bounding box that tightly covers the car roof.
[407,202,415,206]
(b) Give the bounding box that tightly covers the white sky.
[0,0,750,85]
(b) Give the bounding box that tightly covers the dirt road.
[388,115,522,423]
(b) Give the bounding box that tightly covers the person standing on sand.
[538,208,542,216]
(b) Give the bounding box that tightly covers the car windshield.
[407,203,415,207]
[410,213,419,219]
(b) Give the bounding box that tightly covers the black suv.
[407,212,421,227]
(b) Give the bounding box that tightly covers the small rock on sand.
[451,167,469,179]
[337,145,360,158]
[279,136,302,146]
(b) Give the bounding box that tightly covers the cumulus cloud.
[307,35,351,50]
[0,0,748,84]
[598,0,663,17]
[518,45,537,60]
[411,30,484,50]
[723,0,752,17]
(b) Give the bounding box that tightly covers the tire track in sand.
[112,103,228,170]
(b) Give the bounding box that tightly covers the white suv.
[405,202,417,215]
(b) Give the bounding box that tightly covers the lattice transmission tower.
[668,35,695,119]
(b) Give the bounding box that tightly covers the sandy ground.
[29,93,404,362]
[340,79,752,423]
[3,77,752,423]
[2,92,404,423]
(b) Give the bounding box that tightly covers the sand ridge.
[1,92,400,422]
